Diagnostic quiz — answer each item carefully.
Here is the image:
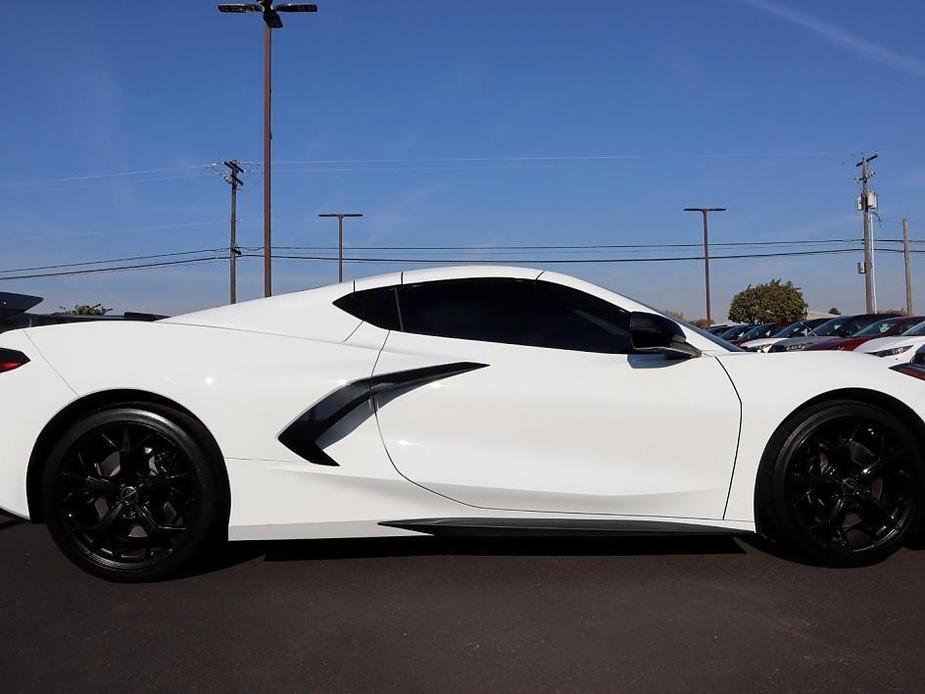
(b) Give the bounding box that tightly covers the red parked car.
[804,315,924,351]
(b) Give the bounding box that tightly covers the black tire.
[41,404,227,582]
[758,399,923,566]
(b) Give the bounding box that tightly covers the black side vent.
[279,362,488,466]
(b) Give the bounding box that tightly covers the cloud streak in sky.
[741,0,925,79]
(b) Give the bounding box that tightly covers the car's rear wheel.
[42,405,225,582]
[760,400,922,566]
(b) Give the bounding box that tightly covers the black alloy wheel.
[42,406,224,581]
[762,400,922,565]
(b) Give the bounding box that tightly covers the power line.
[0,256,225,282]
[267,238,866,251]
[0,248,228,275]
[3,241,922,281]
[245,247,910,265]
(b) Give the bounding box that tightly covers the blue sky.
[1,0,925,319]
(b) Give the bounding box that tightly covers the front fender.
[719,351,925,522]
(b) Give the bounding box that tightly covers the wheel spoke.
[94,501,125,536]
[134,503,186,536]
[847,439,877,469]
[143,473,190,492]
[861,448,908,479]
[61,471,115,495]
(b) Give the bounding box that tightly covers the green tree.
[58,303,112,316]
[728,279,807,324]
[828,307,841,315]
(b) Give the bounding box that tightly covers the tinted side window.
[397,278,631,354]
[333,287,401,330]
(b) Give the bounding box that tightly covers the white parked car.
[1,266,923,581]
[857,320,925,362]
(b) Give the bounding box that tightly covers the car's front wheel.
[42,405,226,582]
[759,400,923,566]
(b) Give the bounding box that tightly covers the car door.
[370,276,741,520]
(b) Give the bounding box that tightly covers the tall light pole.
[684,207,726,326]
[218,2,318,298]
[319,213,363,282]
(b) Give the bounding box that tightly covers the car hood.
[806,336,879,351]
[739,337,785,348]
[771,335,834,348]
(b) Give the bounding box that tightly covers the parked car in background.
[730,321,790,346]
[707,324,733,336]
[768,313,896,352]
[911,345,925,367]
[740,318,830,352]
[805,315,924,352]
[717,324,751,341]
[856,319,925,362]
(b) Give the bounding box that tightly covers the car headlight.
[871,345,913,358]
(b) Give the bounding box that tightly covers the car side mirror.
[629,312,702,359]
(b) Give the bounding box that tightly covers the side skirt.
[378,517,745,538]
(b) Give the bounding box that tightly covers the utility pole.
[904,217,913,315]
[319,213,363,282]
[856,152,879,312]
[221,161,245,304]
[683,207,726,326]
[218,2,319,297]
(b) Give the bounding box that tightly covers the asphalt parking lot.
[1,512,924,693]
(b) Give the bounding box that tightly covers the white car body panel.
[373,331,740,518]
[1,265,923,546]
[856,335,925,363]
[0,331,76,516]
[720,351,925,520]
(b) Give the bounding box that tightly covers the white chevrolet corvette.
[1,266,923,581]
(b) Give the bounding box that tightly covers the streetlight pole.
[684,207,726,326]
[218,2,318,298]
[319,213,363,282]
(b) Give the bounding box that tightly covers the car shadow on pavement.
[188,534,747,577]
[0,512,25,531]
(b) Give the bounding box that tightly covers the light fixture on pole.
[218,1,319,298]
[318,213,363,282]
[683,207,726,326]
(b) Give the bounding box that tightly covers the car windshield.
[902,320,925,337]
[719,325,750,341]
[813,316,860,337]
[775,321,814,338]
[855,318,905,337]
[740,323,773,340]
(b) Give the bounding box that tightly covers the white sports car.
[1,266,923,581]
